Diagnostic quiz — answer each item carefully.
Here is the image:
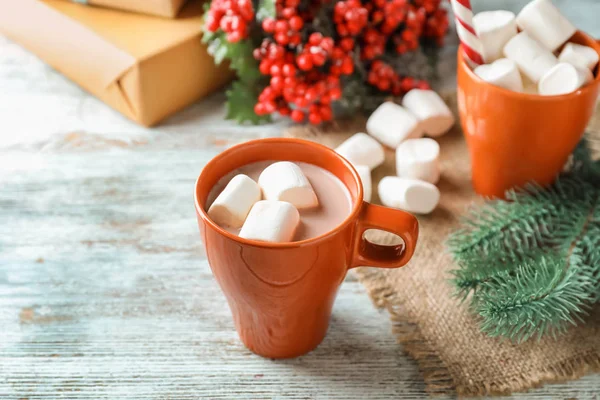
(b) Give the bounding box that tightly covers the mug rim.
[458,30,600,101]
[194,137,364,249]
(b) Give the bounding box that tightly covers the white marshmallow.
[401,90,455,137]
[558,43,599,71]
[396,138,440,184]
[522,76,539,94]
[503,32,558,83]
[208,174,261,228]
[378,176,440,215]
[366,102,423,149]
[474,58,524,92]
[538,62,593,96]
[473,10,518,63]
[516,0,576,52]
[258,162,318,209]
[239,201,300,243]
[355,165,372,202]
[335,133,385,171]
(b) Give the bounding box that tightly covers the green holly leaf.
[227,40,261,83]
[201,28,217,45]
[203,31,261,83]
[207,37,229,64]
[256,0,276,21]
[200,6,266,124]
[225,81,271,124]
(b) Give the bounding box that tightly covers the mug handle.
[349,202,419,269]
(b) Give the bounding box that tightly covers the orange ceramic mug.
[457,31,600,199]
[194,138,419,359]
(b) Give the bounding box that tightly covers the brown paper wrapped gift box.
[58,0,189,18]
[0,0,233,127]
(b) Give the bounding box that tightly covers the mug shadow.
[269,309,426,394]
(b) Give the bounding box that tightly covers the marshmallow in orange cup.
[516,0,576,52]
[208,174,261,228]
[239,200,300,243]
[401,90,455,137]
[539,63,593,96]
[335,133,385,171]
[503,31,558,83]
[396,138,441,184]
[559,43,600,71]
[258,162,319,209]
[522,77,539,95]
[473,10,518,63]
[367,102,423,149]
[474,58,523,92]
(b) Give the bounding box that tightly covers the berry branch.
[202,0,450,124]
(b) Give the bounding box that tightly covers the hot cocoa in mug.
[207,161,352,241]
[195,138,419,358]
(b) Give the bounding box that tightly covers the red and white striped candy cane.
[450,0,485,66]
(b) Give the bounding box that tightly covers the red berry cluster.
[334,0,369,37]
[205,0,254,43]
[261,0,304,46]
[418,0,450,46]
[253,31,351,124]
[373,0,408,35]
[297,34,335,70]
[362,28,386,60]
[254,0,357,125]
[368,61,430,95]
[359,0,448,94]
[393,6,426,54]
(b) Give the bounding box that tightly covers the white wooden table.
[2,10,600,397]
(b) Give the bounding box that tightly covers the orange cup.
[194,138,419,359]
[457,31,600,199]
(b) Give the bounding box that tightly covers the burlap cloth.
[285,95,600,396]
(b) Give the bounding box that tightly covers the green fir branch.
[476,250,593,343]
[448,136,600,341]
[450,176,596,296]
[449,250,540,298]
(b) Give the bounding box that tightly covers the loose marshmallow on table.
[503,32,558,83]
[474,58,523,92]
[239,201,300,243]
[473,10,518,63]
[335,132,385,171]
[366,102,423,149]
[258,161,318,209]
[208,174,261,228]
[401,90,454,137]
[355,165,372,202]
[559,43,600,71]
[516,0,576,52]
[396,138,440,184]
[378,176,440,215]
[538,62,593,96]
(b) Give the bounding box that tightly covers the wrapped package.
[0,0,233,126]
[59,0,189,18]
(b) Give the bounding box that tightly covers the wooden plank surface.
[2,11,600,397]
[1,134,599,399]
